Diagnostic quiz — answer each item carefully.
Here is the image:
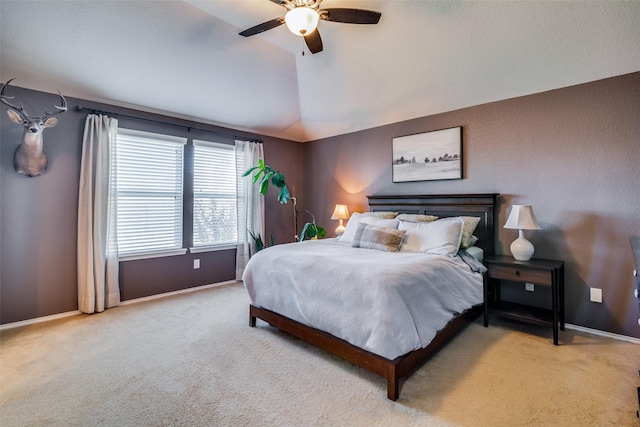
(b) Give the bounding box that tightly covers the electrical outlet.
[193,259,200,269]
[590,287,602,303]
[525,283,535,292]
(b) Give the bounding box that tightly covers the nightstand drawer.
[487,264,552,285]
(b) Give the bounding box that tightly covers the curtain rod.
[75,105,262,143]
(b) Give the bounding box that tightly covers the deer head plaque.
[1,79,67,177]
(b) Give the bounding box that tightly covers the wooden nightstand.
[484,255,565,345]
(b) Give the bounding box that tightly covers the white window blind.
[193,140,237,248]
[116,129,186,258]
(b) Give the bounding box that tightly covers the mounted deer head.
[1,78,67,177]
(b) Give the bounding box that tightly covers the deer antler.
[0,78,28,117]
[42,90,67,119]
[0,78,67,120]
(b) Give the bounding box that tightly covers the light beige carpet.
[1,283,638,426]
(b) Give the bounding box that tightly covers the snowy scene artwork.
[392,127,462,183]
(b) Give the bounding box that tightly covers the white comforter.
[242,239,483,360]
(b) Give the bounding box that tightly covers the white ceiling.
[1,0,639,143]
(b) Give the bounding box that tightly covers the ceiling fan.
[239,0,382,54]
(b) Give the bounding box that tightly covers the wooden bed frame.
[249,193,499,400]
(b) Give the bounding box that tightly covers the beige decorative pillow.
[396,213,438,223]
[352,223,406,253]
[458,216,481,249]
[339,213,400,244]
[362,211,399,219]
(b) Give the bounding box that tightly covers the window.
[192,140,237,250]
[116,129,186,259]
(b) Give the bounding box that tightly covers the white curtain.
[77,114,120,313]
[235,140,264,280]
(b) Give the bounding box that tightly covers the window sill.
[119,249,188,262]
[190,244,236,254]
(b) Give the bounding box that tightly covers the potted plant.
[299,209,326,241]
[248,230,275,252]
[243,160,325,242]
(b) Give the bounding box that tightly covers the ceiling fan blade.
[320,8,381,25]
[304,30,323,54]
[268,0,286,5]
[239,17,285,37]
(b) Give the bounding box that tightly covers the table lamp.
[331,204,350,237]
[504,205,541,261]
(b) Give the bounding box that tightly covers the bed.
[243,193,498,400]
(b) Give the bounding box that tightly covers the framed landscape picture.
[392,126,463,183]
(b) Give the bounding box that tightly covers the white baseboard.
[0,280,240,331]
[120,280,238,306]
[565,323,640,345]
[3,285,639,346]
[0,310,83,331]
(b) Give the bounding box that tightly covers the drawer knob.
[515,270,520,276]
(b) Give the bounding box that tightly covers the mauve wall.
[0,86,301,324]
[2,74,639,338]
[303,72,640,338]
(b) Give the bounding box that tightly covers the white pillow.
[339,212,400,244]
[398,217,464,256]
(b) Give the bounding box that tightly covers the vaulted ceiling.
[1,1,639,142]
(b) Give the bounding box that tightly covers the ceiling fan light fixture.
[285,7,319,36]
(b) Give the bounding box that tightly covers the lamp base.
[335,223,345,237]
[510,230,535,261]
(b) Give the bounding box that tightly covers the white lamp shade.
[331,204,349,236]
[504,205,541,230]
[285,7,319,36]
[330,204,350,220]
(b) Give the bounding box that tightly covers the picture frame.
[392,126,463,183]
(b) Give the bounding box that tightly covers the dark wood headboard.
[367,194,499,257]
